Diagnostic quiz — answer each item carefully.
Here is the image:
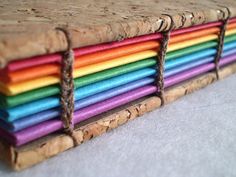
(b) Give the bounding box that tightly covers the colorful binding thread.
[155,14,175,106]
[56,27,79,146]
[214,6,231,79]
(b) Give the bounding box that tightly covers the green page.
[0,59,156,108]
[1,34,236,109]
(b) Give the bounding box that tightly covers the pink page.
[4,18,236,72]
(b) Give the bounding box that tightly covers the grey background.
[1,74,236,177]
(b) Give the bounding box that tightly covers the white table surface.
[1,74,236,177]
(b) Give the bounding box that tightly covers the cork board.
[0,0,236,67]
[0,62,236,170]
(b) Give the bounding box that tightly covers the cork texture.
[0,62,235,171]
[0,0,236,68]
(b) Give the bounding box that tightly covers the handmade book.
[0,0,236,170]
